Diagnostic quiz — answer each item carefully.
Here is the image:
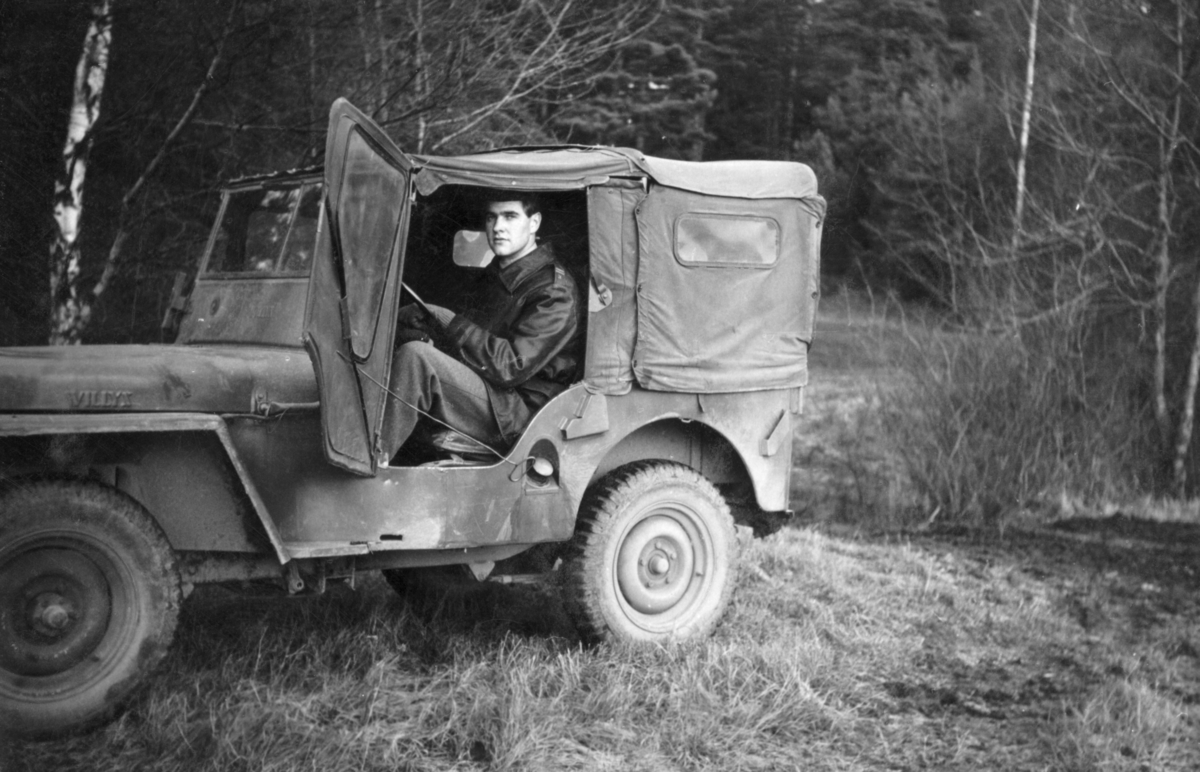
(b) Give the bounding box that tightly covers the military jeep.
[0,99,824,738]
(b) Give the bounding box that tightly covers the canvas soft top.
[411,147,818,200]
[404,146,824,399]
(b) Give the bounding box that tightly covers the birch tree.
[1011,0,1040,252]
[47,0,240,345]
[49,0,113,345]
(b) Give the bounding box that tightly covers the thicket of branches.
[1,0,658,345]
[868,1,1200,509]
[4,0,1200,503]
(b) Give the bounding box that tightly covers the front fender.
[0,413,290,563]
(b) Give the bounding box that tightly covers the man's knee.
[395,339,437,364]
[394,340,450,379]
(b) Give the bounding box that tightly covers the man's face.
[485,200,541,261]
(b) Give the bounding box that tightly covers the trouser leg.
[380,341,503,456]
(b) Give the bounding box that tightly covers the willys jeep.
[0,99,824,738]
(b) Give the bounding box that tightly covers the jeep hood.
[0,344,318,414]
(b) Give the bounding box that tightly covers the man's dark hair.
[481,189,541,217]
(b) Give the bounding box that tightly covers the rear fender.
[589,419,749,489]
[555,387,798,518]
[0,413,289,563]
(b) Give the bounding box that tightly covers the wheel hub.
[30,592,74,634]
[616,515,696,614]
[0,548,112,677]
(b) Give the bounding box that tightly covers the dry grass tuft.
[1049,679,1185,772]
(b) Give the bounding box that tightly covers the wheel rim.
[0,531,135,699]
[616,515,695,614]
[0,549,112,677]
[611,501,715,634]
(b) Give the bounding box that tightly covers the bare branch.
[89,0,242,324]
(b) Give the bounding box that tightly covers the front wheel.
[563,462,737,643]
[0,480,181,739]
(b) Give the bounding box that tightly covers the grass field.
[4,295,1198,771]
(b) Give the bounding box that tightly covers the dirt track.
[862,518,1200,769]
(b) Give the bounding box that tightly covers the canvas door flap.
[583,183,643,395]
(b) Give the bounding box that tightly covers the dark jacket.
[444,243,581,438]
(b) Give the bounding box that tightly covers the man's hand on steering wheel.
[395,302,456,347]
[397,303,429,329]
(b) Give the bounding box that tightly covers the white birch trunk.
[413,0,429,153]
[374,0,390,125]
[1166,0,1195,495]
[1154,139,1175,454]
[49,0,113,345]
[1175,272,1200,494]
[356,0,375,114]
[1011,0,1038,248]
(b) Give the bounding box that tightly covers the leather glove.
[395,327,432,346]
[396,303,430,330]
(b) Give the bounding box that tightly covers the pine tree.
[704,0,815,161]
[549,0,726,160]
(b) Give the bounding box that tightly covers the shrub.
[877,314,1155,527]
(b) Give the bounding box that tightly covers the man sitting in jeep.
[381,192,582,461]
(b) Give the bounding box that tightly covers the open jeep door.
[304,99,414,475]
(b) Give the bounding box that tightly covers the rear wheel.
[0,480,180,739]
[563,462,737,643]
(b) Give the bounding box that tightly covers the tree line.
[0,0,997,345]
[3,0,1200,495]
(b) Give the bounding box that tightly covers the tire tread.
[563,462,737,644]
[0,478,180,740]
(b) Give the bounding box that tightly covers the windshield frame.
[199,178,324,280]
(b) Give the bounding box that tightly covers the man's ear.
[529,211,542,235]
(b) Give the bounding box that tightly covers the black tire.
[563,462,737,643]
[0,479,181,740]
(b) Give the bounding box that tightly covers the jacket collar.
[491,242,555,293]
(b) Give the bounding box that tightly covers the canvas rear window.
[674,213,779,268]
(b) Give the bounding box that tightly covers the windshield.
[205,183,322,275]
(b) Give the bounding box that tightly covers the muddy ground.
[890,517,1200,768]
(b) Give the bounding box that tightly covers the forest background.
[3,0,1200,519]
